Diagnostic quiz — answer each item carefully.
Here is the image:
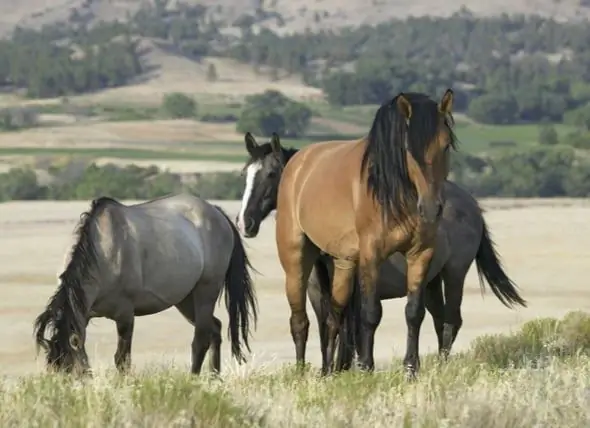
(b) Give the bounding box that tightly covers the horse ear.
[245,132,258,155]
[439,88,454,115]
[270,133,282,154]
[396,93,412,121]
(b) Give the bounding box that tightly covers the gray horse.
[236,133,526,373]
[34,194,258,375]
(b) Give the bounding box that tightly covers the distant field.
[0,94,578,176]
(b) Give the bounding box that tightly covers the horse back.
[129,194,235,281]
[277,139,366,260]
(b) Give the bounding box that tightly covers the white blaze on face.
[237,161,262,234]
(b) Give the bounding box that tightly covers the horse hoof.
[405,365,417,382]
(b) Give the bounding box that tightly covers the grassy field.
[0,97,578,168]
[3,312,589,427]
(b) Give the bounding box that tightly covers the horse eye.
[268,171,276,178]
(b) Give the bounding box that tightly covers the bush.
[0,107,39,131]
[538,124,559,145]
[467,93,520,125]
[0,163,244,202]
[470,311,590,368]
[161,93,198,119]
[236,90,312,137]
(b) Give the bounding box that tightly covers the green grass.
[0,147,247,162]
[1,99,582,159]
[3,312,590,427]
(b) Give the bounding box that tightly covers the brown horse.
[235,132,526,376]
[274,90,457,376]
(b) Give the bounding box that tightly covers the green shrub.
[470,311,590,368]
[160,93,198,119]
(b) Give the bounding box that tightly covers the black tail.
[217,206,259,363]
[475,219,527,308]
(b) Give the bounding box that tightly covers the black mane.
[360,92,457,223]
[33,196,120,363]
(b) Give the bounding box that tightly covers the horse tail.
[475,218,527,308]
[217,207,259,363]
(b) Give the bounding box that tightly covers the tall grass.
[2,312,590,427]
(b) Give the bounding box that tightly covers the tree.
[161,92,197,118]
[206,63,218,82]
[538,124,559,146]
[467,94,519,125]
[563,103,590,131]
[236,90,312,137]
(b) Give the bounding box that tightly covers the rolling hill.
[1,0,589,40]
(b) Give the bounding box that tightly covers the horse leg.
[424,274,445,355]
[174,285,220,375]
[325,262,355,375]
[356,240,382,372]
[403,248,434,379]
[114,317,134,373]
[277,224,320,370]
[208,316,222,374]
[308,269,330,375]
[440,267,465,359]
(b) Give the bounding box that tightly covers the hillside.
[2,0,590,39]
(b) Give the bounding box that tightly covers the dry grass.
[3,315,590,427]
[0,200,589,425]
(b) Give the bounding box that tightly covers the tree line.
[0,24,143,98]
[1,146,589,203]
[5,2,590,127]
[229,12,590,125]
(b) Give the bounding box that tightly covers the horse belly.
[298,177,359,259]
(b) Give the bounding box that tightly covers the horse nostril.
[245,217,255,231]
[437,203,443,218]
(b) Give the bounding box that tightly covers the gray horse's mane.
[34,196,120,354]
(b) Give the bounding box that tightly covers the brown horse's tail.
[216,206,259,363]
[475,218,527,308]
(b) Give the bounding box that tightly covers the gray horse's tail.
[475,219,527,308]
[215,206,259,363]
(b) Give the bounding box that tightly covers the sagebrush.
[2,312,589,427]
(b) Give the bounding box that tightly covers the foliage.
[236,90,312,137]
[471,311,590,368]
[450,146,590,197]
[160,92,198,119]
[7,3,590,125]
[1,312,589,427]
[0,24,142,98]
[0,163,243,202]
[538,124,559,145]
[206,63,218,82]
[0,107,39,131]
[3,145,590,202]
[225,14,590,124]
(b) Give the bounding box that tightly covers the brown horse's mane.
[360,92,458,223]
